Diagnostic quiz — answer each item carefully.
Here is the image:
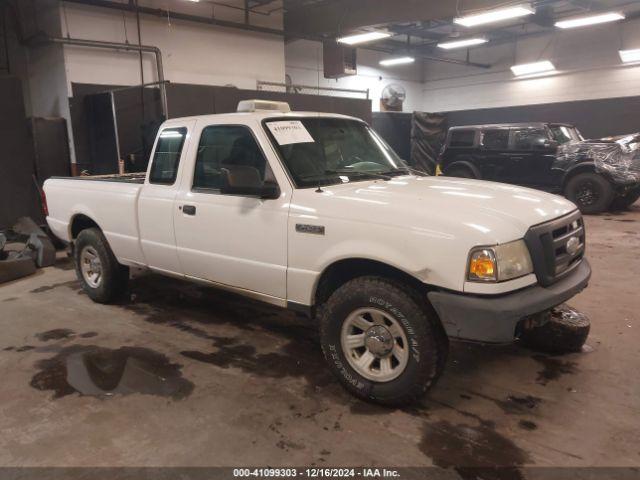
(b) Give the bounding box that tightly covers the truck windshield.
[550,125,584,144]
[264,117,411,188]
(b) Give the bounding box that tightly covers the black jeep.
[438,123,640,214]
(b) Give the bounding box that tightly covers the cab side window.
[149,128,187,185]
[193,125,270,191]
[482,130,509,150]
[512,128,548,150]
[449,130,476,148]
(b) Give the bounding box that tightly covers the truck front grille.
[524,210,585,287]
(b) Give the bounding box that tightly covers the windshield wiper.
[325,169,393,180]
[379,166,429,177]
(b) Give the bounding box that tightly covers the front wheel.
[564,172,615,214]
[319,276,448,406]
[75,228,129,304]
[445,166,476,179]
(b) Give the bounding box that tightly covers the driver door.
[509,127,556,188]
[173,122,289,300]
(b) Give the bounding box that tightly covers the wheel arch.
[444,160,481,179]
[313,258,428,309]
[69,213,102,240]
[561,161,597,189]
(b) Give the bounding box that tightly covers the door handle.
[182,205,196,216]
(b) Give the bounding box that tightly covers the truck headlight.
[467,240,533,282]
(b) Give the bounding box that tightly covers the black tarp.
[410,112,448,175]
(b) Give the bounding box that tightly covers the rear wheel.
[319,276,448,406]
[75,228,129,304]
[564,172,614,214]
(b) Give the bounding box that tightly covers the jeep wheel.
[445,166,476,179]
[564,172,614,214]
[75,228,129,304]
[319,276,448,406]
[610,190,640,211]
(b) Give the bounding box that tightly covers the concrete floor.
[1,206,639,473]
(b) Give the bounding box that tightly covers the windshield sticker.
[267,121,315,145]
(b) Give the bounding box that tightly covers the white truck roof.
[161,100,361,126]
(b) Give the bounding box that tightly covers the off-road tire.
[74,228,129,304]
[610,191,640,211]
[520,304,590,354]
[445,166,476,179]
[564,172,615,214]
[319,276,448,406]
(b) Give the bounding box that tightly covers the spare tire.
[520,304,590,354]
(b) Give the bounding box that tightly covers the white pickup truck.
[44,100,591,405]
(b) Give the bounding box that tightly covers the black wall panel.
[0,76,42,229]
[371,112,412,161]
[444,96,640,139]
[71,82,373,173]
[31,117,71,186]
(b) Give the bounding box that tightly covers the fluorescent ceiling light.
[437,37,488,50]
[620,49,640,64]
[337,31,391,45]
[555,12,624,29]
[379,56,415,66]
[511,60,556,76]
[454,5,534,27]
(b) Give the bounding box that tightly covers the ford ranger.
[44,100,591,405]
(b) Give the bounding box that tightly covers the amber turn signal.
[468,249,497,281]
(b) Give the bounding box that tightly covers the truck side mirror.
[220,167,280,199]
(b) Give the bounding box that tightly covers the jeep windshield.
[264,117,411,188]
[550,125,584,144]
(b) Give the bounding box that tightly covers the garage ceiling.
[59,0,640,69]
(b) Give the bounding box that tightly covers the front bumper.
[427,259,591,343]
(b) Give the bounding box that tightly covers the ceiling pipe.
[63,0,490,69]
[63,0,286,37]
[43,36,168,118]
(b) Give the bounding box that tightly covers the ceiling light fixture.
[555,12,625,29]
[437,37,488,50]
[510,60,556,77]
[337,31,391,45]
[620,49,640,64]
[454,5,534,27]
[379,56,415,66]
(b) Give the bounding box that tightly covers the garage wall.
[421,17,640,112]
[60,2,285,92]
[285,39,424,113]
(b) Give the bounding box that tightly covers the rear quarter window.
[149,128,187,185]
[481,129,509,150]
[449,130,476,148]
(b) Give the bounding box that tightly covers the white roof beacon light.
[237,100,291,113]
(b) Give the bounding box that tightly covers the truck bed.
[44,175,145,266]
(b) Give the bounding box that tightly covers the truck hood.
[292,175,577,244]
